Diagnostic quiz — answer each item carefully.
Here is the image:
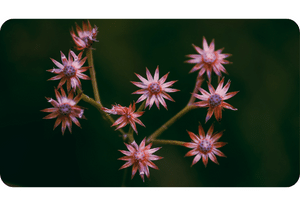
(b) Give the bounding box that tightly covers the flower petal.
[222,102,237,111]
[191,154,201,166]
[187,130,200,143]
[223,91,239,100]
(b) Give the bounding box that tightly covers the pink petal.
[193,93,209,101]
[50,58,64,69]
[222,102,237,111]
[192,44,204,54]
[189,63,203,73]
[209,39,215,51]
[216,77,225,93]
[183,142,198,149]
[187,130,200,143]
[206,123,214,138]
[48,74,64,81]
[202,37,209,51]
[223,91,239,100]
[43,112,59,119]
[205,108,214,123]
[158,72,169,84]
[157,94,168,110]
[112,116,126,126]
[162,80,177,88]
[119,161,133,170]
[132,89,147,94]
[185,149,198,157]
[154,66,159,81]
[53,117,62,130]
[211,132,223,143]
[207,82,215,94]
[145,67,153,82]
[132,82,148,91]
[191,154,201,166]
[213,149,226,157]
[202,154,208,167]
[208,153,219,164]
[214,142,227,148]
[221,79,231,95]
[135,73,149,85]
[214,107,222,122]
[194,101,209,107]
[198,124,206,139]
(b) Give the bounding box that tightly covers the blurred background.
[0,19,298,187]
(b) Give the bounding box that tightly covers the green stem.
[86,48,101,105]
[121,168,128,187]
[151,139,185,146]
[78,91,127,136]
[188,76,204,106]
[146,105,197,143]
[146,75,204,144]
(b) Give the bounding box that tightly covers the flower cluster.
[42,20,239,183]
[42,20,98,134]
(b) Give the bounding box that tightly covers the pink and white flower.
[119,138,163,182]
[184,124,227,167]
[102,102,145,134]
[41,88,85,135]
[185,37,232,82]
[131,66,179,110]
[193,77,238,123]
[47,50,90,91]
[70,20,98,50]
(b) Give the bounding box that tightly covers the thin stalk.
[86,48,101,104]
[151,139,185,146]
[146,75,204,144]
[188,76,204,106]
[146,104,197,143]
[121,168,128,187]
[78,91,127,136]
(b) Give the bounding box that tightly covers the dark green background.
[0,19,298,187]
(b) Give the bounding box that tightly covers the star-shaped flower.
[183,124,227,167]
[185,37,232,82]
[131,66,179,110]
[41,88,85,135]
[47,50,90,91]
[102,102,145,134]
[193,77,238,123]
[119,138,163,182]
[70,20,98,50]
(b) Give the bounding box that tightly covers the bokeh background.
[0,19,298,187]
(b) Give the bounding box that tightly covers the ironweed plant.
[42,20,239,183]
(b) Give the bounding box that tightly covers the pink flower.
[131,66,179,110]
[193,77,238,123]
[41,88,85,135]
[70,20,98,50]
[184,124,227,167]
[102,102,145,134]
[185,37,232,82]
[47,50,91,91]
[119,138,163,182]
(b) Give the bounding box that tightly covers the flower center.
[199,139,212,154]
[58,104,72,115]
[125,114,131,119]
[63,65,76,77]
[134,150,145,161]
[203,52,216,64]
[209,94,222,108]
[149,82,161,94]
